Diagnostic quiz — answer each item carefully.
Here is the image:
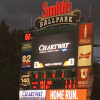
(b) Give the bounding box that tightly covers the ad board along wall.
[19,89,87,100]
[78,45,92,67]
[46,89,87,100]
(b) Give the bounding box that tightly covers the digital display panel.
[31,68,77,90]
[34,32,75,68]
[20,71,31,90]
[22,32,33,42]
[21,52,32,70]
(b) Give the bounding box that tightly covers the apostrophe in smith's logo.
[79,23,93,45]
[78,45,92,66]
[77,67,91,88]
[21,52,31,70]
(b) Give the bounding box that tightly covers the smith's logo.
[34,0,81,31]
[42,0,72,18]
[78,52,91,59]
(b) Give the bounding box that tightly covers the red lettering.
[66,0,71,13]
[48,6,56,17]
[42,0,72,17]
[79,52,91,59]
[42,3,48,17]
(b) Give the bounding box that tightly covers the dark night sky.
[0,0,100,57]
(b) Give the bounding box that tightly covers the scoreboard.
[19,23,94,100]
[31,68,77,89]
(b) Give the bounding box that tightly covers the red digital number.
[43,73,46,78]
[40,81,46,85]
[46,85,50,89]
[62,72,65,78]
[65,84,67,88]
[40,85,45,89]
[65,80,68,84]
[33,86,37,89]
[35,73,38,79]
[47,81,52,85]
[32,82,38,85]
[52,73,55,78]
[25,33,31,40]
[68,80,72,88]
[73,80,76,88]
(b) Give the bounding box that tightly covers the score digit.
[25,33,31,41]
[43,73,46,79]
[52,73,55,78]
[62,72,65,78]
[35,73,38,79]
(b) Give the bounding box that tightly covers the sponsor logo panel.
[22,41,32,52]
[19,90,46,100]
[21,52,31,70]
[19,71,31,90]
[77,67,91,88]
[79,23,93,45]
[46,89,87,100]
[78,45,92,66]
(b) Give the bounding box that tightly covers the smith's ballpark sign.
[34,0,81,31]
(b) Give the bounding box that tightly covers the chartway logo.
[78,52,91,59]
[61,48,68,52]
[39,42,71,53]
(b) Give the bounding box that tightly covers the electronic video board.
[34,32,75,68]
[32,25,79,70]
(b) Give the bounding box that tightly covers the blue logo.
[61,48,69,52]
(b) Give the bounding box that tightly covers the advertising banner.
[46,89,87,100]
[79,23,93,45]
[77,67,91,88]
[34,32,75,68]
[19,90,46,100]
[87,73,94,100]
[78,45,92,66]
[19,71,31,90]
[22,41,32,52]
[21,52,31,70]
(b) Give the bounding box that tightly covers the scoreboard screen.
[34,32,75,69]
[31,68,77,90]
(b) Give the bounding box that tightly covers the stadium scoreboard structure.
[19,0,94,100]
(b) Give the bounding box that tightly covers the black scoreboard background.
[20,25,79,90]
[30,25,79,90]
